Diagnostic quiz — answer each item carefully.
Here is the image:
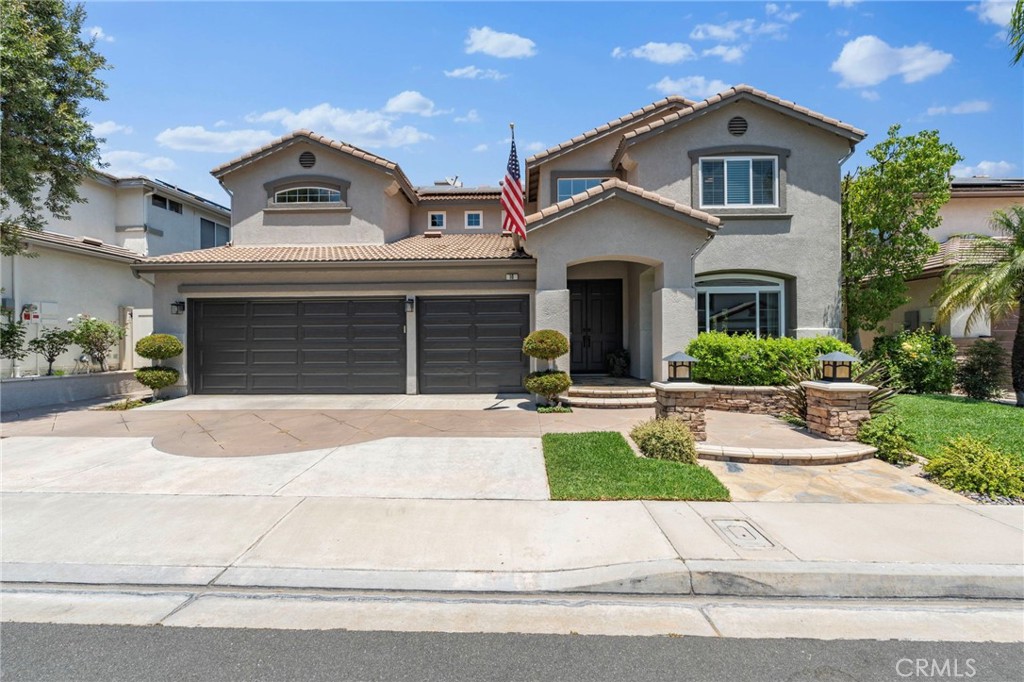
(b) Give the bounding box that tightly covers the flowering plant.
[68,314,125,371]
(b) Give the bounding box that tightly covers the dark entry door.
[569,279,623,373]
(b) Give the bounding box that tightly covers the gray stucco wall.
[410,204,504,235]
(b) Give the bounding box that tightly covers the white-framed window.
[428,211,446,229]
[699,156,777,208]
[273,187,342,204]
[465,211,483,229]
[556,177,604,202]
[696,274,784,339]
[152,194,183,214]
[200,218,230,249]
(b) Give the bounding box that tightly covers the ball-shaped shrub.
[522,329,569,360]
[524,370,572,404]
[630,416,697,464]
[135,334,184,361]
[135,366,180,391]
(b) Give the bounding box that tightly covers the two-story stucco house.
[1,173,230,376]
[137,85,865,396]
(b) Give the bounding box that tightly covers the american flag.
[501,131,527,240]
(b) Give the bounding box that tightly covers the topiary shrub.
[136,333,184,361]
[630,416,697,464]
[865,328,956,394]
[135,367,180,392]
[923,435,1024,499]
[524,370,572,406]
[858,413,917,465]
[685,332,856,386]
[522,329,569,361]
[956,339,1007,400]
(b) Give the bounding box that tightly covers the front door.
[569,279,623,373]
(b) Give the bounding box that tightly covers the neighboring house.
[137,84,865,396]
[859,178,1024,368]
[1,172,230,376]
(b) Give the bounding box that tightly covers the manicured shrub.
[630,416,698,464]
[68,313,125,371]
[27,327,75,375]
[524,370,572,405]
[135,367,180,392]
[865,329,955,394]
[956,339,1007,400]
[135,333,184,361]
[606,348,630,377]
[923,435,1024,499]
[857,413,917,465]
[522,329,569,360]
[685,331,856,386]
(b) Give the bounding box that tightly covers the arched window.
[273,187,342,204]
[696,274,785,338]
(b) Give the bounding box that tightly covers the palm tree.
[1011,0,1024,65]
[934,205,1024,406]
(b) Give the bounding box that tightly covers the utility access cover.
[709,519,775,549]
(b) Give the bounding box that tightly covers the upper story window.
[200,218,230,249]
[465,211,482,229]
[428,211,446,229]
[273,187,343,204]
[699,157,777,208]
[556,178,604,202]
[152,194,183,214]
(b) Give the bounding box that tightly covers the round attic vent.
[727,116,748,136]
[299,151,316,168]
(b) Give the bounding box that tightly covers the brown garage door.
[190,298,406,394]
[417,296,530,394]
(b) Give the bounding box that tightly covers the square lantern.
[664,351,698,382]
[817,351,858,382]
[170,301,186,315]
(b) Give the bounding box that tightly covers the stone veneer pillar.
[650,382,713,441]
[800,381,876,441]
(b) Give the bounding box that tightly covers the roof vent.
[80,237,104,246]
[424,230,443,238]
[728,116,748,136]
[299,151,316,169]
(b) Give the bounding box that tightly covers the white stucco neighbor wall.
[933,194,1023,243]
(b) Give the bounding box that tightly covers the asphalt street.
[2,623,1021,682]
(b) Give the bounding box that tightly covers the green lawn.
[542,431,730,501]
[890,394,1024,459]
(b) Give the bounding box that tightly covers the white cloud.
[444,65,508,80]
[765,3,801,23]
[247,103,433,148]
[830,35,953,87]
[860,90,881,101]
[465,26,536,59]
[969,1,1014,26]
[525,141,546,153]
[86,26,114,42]
[828,0,861,8]
[102,150,177,176]
[925,99,992,116]
[650,76,731,100]
[690,19,785,41]
[702,45,746,63]
[611,42,696,64]
[472,143,489,153]
[455,109,481,124]
[213,120,230,128]
[155,126,278,153]
[383,90,448,117]
[92,120,132,137]
[951,160,1017,177]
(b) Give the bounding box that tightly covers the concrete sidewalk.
[3,491,1021,599]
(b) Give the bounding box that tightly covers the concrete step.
[567,386,655,399]
[561,395,657,409]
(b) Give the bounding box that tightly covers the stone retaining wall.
[652,383,711,441]
[802,382,874,442]
[706,385,789,416]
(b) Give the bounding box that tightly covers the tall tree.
[1010,0,1023,65]
[933,206,1024,407]
[841,124,961,348]
[0,0,109,256]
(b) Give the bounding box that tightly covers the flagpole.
[509,121,522,252]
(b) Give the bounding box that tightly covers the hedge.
[685,332,856,386]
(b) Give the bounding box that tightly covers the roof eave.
[133,256,535,273]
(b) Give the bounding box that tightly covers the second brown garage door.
[417,296,530,394]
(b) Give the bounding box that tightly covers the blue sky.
[82,0,1023,203]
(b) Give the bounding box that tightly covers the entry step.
[561,395,657,409]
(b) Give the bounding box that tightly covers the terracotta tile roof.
[416,186,502,201]
[611,84,867,166]
[525,95,693,166]
[23,230,142,262]
[917,236,1010,277]
[210,130,417,202]
[140,233,522,266]
[526,179,720,230]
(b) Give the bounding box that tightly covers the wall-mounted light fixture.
[405,297,415,313]
[170,301,186,315]
[505,273,519,281]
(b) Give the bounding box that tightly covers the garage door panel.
[191,298,405,394]
[417,296,529,394]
